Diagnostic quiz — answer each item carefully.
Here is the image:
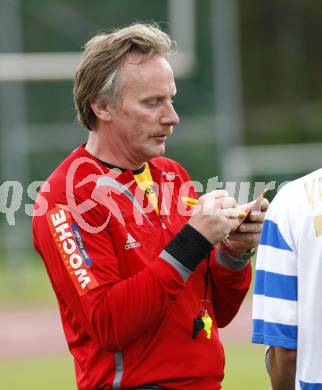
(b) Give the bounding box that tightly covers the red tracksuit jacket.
[32,145,251,390]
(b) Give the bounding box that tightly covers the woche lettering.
[47,207,98,295]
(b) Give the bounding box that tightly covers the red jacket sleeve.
[33,204,186,352]
[210,249,251,328]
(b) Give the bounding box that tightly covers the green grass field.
[0,257,56,309]
[0,345,269,389]
[223,344,270,389]
[0,356,76,389]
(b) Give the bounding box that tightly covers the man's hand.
[188,190,242,244]
[224,197,269,254]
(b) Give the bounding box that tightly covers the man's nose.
[160,103,180,127]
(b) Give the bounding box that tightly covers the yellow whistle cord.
[192,255,213,340]
[204,255,210,301]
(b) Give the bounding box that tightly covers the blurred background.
[1,0,322,388]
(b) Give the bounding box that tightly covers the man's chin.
[155,144,166,156]
[145,145,166,160]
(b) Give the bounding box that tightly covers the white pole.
[0,0,30,262]
[168,0,197,78]
[212,0,247,181]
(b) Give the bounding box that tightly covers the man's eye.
[146,99,160,107]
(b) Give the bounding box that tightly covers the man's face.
[108,53,179,165]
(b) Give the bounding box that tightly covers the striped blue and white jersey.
[252,168,322,390]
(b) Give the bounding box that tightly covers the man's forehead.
[121,53,175,87]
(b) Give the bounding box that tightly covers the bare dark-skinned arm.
[269,346,297,390]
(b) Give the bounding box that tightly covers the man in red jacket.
[32,23,268,390]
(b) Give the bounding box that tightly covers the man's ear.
[90,101,112,122]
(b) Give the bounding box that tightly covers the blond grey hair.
[74,23,174,130]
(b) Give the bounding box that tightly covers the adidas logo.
[124,233,141,250]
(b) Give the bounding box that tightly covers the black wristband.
[165,224,214,271]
